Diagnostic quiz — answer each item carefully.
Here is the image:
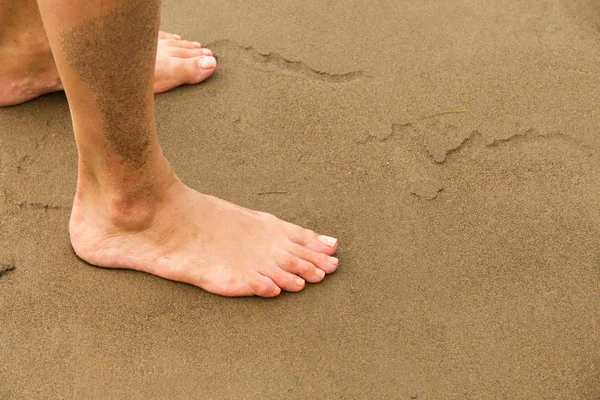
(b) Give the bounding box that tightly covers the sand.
[1,0,599,398]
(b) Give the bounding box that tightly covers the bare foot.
[0,37,62,106]
[153,31,216,93]
[69,178,339,297]
[0,31,216,106]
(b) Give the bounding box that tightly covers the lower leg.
[0,0,216,106]
[36,0,339,297]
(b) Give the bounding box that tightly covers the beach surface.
[1,0,599,398]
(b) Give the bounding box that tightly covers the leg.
[36,0,339,297]
[0,0,216,106]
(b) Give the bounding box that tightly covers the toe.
[159,31,181,40]
[250,274,281,298]
[278,254,326,284]
[169,47,213,59]
[184,56,216,84]
[166,39,199,50]
[285,224,338,255]
[263,265,306,293]
[289,243,339,275]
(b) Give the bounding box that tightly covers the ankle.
[73,164,181,231]
[0,32,61,106]
[1,24,50,51]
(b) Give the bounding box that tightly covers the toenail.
[200,58,215,69]
[273,287,281,296]
[192,41,201,47]
[316,269,325,279]
[295,277,305,286]
[318,235,337,247]
[329,257,339,265]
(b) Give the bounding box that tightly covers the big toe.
[179,56,216,85]
[285,223,339,256]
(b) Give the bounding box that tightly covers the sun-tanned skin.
[0,0,216,106]
[6,0,338,297]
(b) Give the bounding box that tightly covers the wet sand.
[1,0,599,398]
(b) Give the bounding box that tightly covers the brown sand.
[1,0,599,398]
[58,0,160,167]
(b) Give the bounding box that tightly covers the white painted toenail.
[200,58,214,69]
[329,257,339,265]
[295,277,305,286]
[316,269,325,279]
[318,235,337,247]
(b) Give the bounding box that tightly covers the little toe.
[169,47,212,59]
[251,274,282,298]
[289,242,339,275]
[264,266,306,293]
[159,31,181,40]
[166,39,199,50]
[278,254,326,284]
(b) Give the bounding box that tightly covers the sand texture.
[1,0,599,398]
